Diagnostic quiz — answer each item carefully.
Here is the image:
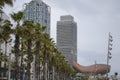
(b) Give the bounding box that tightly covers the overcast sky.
[3,0,120,75]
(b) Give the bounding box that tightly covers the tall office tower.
[57,15,77,66]
[24,0,51,34]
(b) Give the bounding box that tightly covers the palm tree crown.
[0,0,13,8]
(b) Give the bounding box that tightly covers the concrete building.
[24,0,51,34]
[57,15,77,65]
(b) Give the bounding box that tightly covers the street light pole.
[106,32,113,79]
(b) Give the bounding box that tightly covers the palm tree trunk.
[54,68,57,80]
[20,39,24,80]
[45,62,48,80]
[38,66,41,80]
[39,66,41,80]
[52,66,54,80]
[14,35,20,80]
[47,65,50,80]
[43,61,48,80]
[57,71,59,80]
[4,41,7,77]
[35,41,40,80]
[43,46,47,80]
[27,39,32,80]
[0,53,2,70]
[0,61,1,67]
[4,41,7,56]
[4,41,7,67]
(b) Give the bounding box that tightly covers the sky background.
[3,0,120,75]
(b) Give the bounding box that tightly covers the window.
[37,3,39,6]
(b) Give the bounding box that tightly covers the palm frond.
[0,0,13,8]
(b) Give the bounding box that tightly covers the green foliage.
[10,11,24,24]
[0,52,8,62]
[79,75,89,80]
[0,0,13,8]
[0,20,12,42]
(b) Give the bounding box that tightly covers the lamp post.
[106,32,113,79]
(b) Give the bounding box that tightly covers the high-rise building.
[24,0,51,34]
[57,15,77,65]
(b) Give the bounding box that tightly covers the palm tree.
[54,51,63,80]
[46,39,55,80]
[22,20,35,80]
[10,11,24,80]
[0,52,8,77]
[53,49,74,80]
[46,39,58,80]
[19,35,28,80]
[33,23,46,80]
[0,20,12,77]
[21,21,48,80]
[0,52,5,68]
[51,47,59,80]
[0,20,12,56]
[0,0,13,8]
[0,0,13,33]
[0,0,14,29]
[42,33,55,80]
[0,52,2,67]
[11,11,24,26]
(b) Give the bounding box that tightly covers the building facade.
[24,0,51,34]
[57,15,77,65]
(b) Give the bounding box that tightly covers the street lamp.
[106,32,113,79]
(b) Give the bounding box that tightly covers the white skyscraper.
[57,15,77,65]
[24,0,51,34]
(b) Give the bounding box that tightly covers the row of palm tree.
[0,1,74,79]
[0,11,74,80]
